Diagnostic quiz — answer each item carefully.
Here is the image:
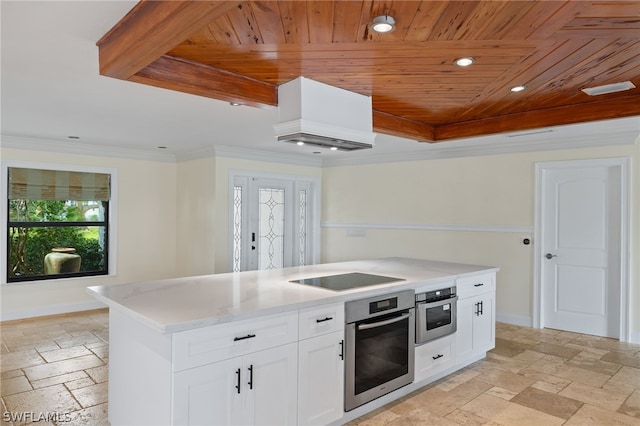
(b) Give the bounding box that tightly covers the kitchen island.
[88,257,498,425]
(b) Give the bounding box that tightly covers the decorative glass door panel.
[258,187,285,270]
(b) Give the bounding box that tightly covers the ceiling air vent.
[581,81,636,96]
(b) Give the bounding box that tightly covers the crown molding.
[0,135,177,163]
[177,144,324,167]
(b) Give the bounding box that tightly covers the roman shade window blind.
[8,167,110,201]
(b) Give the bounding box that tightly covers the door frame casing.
[533,157,631,342]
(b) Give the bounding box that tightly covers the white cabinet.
[415,334,455,383]
[173,357,242,425]
[455,273,495,363]
[242,343,298,426]
[173,311,298,372]
[172,311,299,426]
[297,303,345,426]
[173,343,298,426]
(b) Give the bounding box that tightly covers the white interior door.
[539,162,624,338]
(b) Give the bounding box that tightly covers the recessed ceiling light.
[229,102,241,106]
[510,85,527,92]
[330,147,338,151]
[581,81,636,96]
[296,141,304,146]
[371,15,395,33]
[454,57,475,67]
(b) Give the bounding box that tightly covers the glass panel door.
[230,173,318,272]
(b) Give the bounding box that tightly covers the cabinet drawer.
[299,303,344,340]
[415,335,455,382]
[173,311,298,372]
[456,273,495,299]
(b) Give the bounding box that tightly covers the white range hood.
[273,77,376,151]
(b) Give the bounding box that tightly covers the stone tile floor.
[1,309,109,425]
[1,310,639,425]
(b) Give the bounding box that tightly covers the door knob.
[545,253,558,260]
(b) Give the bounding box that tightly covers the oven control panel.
[369,297,398,314]
[415,286,456,303]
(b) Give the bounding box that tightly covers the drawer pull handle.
[316,316,333,323]
[234,334,256,342]
[432,354,444,360]
[474,283,484,287]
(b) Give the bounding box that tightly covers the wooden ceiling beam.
[97,0,239,79]
[434,95,640,141]
[130,55,277,108]
[373,111,436,142]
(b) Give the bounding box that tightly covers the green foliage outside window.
[8,199,107,280]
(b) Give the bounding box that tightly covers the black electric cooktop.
[290,272,405,291]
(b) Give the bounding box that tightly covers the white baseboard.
[0,300,107,322]
[496,312,533,327]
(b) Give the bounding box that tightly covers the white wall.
[1,147,179,320]
[176,156,216,276]
[321,142,639,340]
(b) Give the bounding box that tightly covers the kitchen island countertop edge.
[87,257,499,334]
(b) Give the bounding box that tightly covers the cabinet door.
[473,295,494,355]
[455,297,475,363]
[456,295,495,364]
[298,331,345,425]
[243,343,298,426]
[173,357,243,426]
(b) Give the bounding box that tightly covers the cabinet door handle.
[479,301,484,316]
[234,334,256,342]
[235,368,241,394]
[474,283,484,287]
[339,340,344,360]
[247,365,253,390]
[316,316,333,323]
[432,354,444,360]
[475,302,482,317]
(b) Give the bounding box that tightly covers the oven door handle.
[357,312,411,331]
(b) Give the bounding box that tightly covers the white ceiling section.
[1,1,639,167]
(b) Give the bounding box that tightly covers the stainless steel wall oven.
[415,286,457,345]
[344,290,415,411]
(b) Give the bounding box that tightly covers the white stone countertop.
[87,257,498,334]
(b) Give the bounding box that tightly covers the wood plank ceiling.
[98,0,640,143]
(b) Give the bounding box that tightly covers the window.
[5,166,112,283]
